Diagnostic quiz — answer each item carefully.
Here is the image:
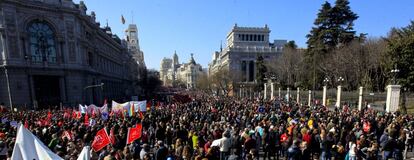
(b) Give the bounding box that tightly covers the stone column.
[386,85,401,112]
[336,85,342,108]
[308,90,312,106]
[249,87,252,99]
[322,86,327,106]
[239,87,242,98]
[270,82,274,100]
[287,87,290,102]
[246,61,250,82]
[264,83,267,100]
[278,87,281,98]
[296,87,300,104]
[358,87,363,111]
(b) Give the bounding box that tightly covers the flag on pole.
[11,124,64,160]
[126,123,142,144]
[77,111,82,119]
[139,109,144,120]
[47,111,52,120]
[24,120,28,129]
[77,146,90,160]
[62,130,73,141]
[84,114,89,126]
[79,104,87,114]
[91,109,96,118]
[91,128,111,152]
[121,15,125,24]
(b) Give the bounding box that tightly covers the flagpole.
[126,127,130,144]
[3,66,13,111]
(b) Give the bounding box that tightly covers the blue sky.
[75,0,414,70]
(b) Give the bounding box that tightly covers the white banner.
[130,100,147,112]
[12,124,63,160]
[111,101,130,112]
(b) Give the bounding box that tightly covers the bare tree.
[267,46,305,88]
[209,67,240,96]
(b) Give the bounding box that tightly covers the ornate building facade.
[160,52,204,89]
[208,24,287,95]
[0,0,145,108]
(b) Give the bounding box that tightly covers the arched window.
[27,21,57,63]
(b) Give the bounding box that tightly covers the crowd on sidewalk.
[0,94,414,160]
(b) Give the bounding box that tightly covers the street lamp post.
[336,76,344,108]
[391,68,400,85]
[322,77,329,106]
[84,82,104,104]
[386,66,401,112]
[3,65,13,111]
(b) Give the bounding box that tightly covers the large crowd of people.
[0,93,414,160]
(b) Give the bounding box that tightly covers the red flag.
[24,120,29,129]
[91,109,96,118]
[146,102,151,111]
[280,133,288,143]
[91,128,111,152]
[127,123,142,144]
[40,119,48,126]
[139,110,144,119]
[77,111,82,119]
[61,130,73,141]
[72,111,76,119]
[47,111,52,120]
[84,114,89,126]
[110,127,116,145]
[64,109,69,119]
[57,120,63,127]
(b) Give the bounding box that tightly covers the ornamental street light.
[83,83,104,104]
[84,82,105,90]
[391,67,399,85]
[323,77,330,86]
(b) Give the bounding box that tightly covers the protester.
[0,92,413,160]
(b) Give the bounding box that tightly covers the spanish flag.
[121,15,125,24]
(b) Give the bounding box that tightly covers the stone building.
[0,0,145,109]
[125,24,147,95]
[160,52,204,89]
[208,24,287,96]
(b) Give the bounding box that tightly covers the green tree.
[307,1,334,54]
[307,0,358,51]
[331,0,359,45]
[285,40,298,49]
[255,55,267,91]
[386,21,414,90]
[305,0,358,89]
